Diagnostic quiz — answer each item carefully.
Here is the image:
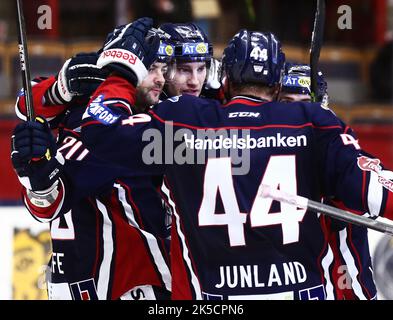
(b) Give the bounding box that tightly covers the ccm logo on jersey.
[85,94,120,125]
[228,112,260,118]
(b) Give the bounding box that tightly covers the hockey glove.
[97,17,160,86]
[11,117,65,191]
[51,52,109,104]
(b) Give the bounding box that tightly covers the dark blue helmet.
[221,30,285,86]
[282,62,327,99]
[149,27,174,63]
[158,23,213,63]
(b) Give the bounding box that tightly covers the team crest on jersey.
[357,156,382,174]
[357,155,393,192]
[85,94,120,125]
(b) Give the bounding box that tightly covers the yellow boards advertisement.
[0,207,50,300]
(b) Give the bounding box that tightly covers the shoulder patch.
[85,94,120,125]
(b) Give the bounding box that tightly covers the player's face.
[137,62,167,107]
[166,61,207,97]
[278,92,312,103]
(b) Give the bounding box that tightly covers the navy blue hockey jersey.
[16,78,171,300]
[81,75,393,300]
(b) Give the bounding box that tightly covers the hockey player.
[279,62,377,299]
[11,24,173,299]
[157,22,220,98]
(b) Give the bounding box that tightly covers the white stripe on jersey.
[96,199,114,300]
[367,171,383,217]
[339,228,368,299]
[161,182,202,299]
[114,183,172,292]
[321,244,334,300]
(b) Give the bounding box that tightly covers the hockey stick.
[310,0,326,102]
[260,184,393,236]
[16,0,34,120]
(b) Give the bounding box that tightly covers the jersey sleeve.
[15,76,68,125]
[81,75,165,175]
[312,104,393,220]
[22,138,127,223]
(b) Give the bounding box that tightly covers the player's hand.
[11,117,64,191]
[97,17,160,86]
[54,52,109,103]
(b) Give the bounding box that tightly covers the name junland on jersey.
[214,262,307,289]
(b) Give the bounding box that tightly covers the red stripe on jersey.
[62,128,81,137]
[108,192,162,299]
[23,185,64,220]
[330,199,364,215]
[149,111,343,131]
[164,177,201,299]
[89,75,137,108]
[171,218,193,300]
[223,98,268,107]
[361,170,367,210]
[346,226,372,299]
[116,180,144,229]
[324,217,345,300]
[17,76,67,120]
[317,216,332,290]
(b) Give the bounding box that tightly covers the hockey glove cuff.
[49,52,109,104]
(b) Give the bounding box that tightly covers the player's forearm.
[15,76,67,121]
